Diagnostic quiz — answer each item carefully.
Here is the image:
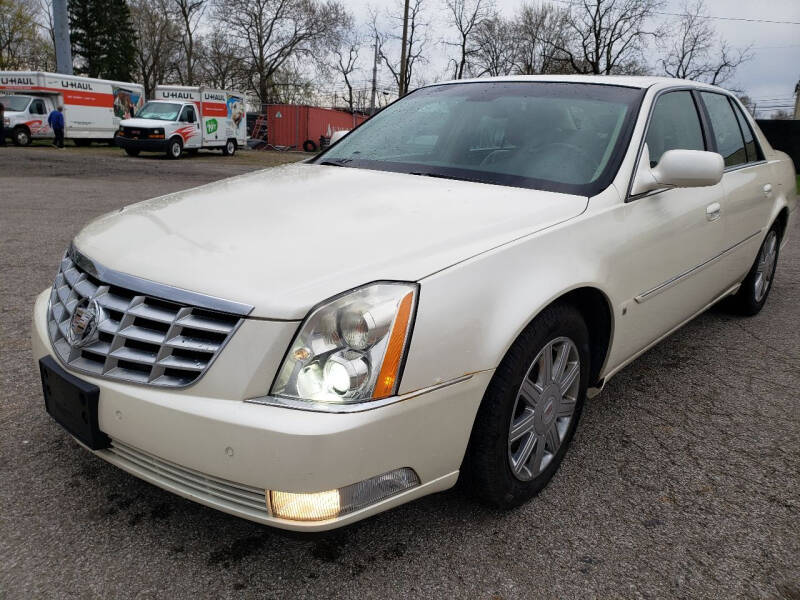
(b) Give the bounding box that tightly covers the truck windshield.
[0,95,31,112]
[136,102,182,121]
[315,81,645,196]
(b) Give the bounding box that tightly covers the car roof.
[426,74,726,92]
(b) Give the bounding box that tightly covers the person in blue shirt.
[47,106,65,148]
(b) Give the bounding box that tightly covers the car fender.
[399,185,622,395]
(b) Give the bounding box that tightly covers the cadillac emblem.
[67,297,104,348]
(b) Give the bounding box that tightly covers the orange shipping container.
[266,105,368,151]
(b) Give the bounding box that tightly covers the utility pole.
[398,0,410,96]
[52,0,73,75]
[370,35,379,115]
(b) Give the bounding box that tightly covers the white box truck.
[0,71,144,146]
[115,85,247,159]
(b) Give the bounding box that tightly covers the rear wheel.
[124,148,140,157]
[728,225,780,316]
[12,127,31,146]
[166,137,183,159]
[222,139,236,156]
[463,303,589,508]
[73,139,91,147]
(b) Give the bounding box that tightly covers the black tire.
[727,223,781,316]
[462,303,590,509]
[12,127,31,146]
[124,148,140,157]
[222,139,236,156]
[73,139,91,147]
[302,139,317,152]
[166,137,183,159]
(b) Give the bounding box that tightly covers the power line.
[550,0,800,25]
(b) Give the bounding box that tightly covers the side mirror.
[330,129,349,145]
[631,146,724,196]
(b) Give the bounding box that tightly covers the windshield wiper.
[409,171,477,183]
[318,159,353,167]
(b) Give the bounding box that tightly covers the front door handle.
[706,202,721,221]
[763,183,773,196]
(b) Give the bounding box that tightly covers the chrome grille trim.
[105,440,269,516]
[47,248,246,388]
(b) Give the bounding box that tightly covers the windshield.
[317,82,644,195]
[0,95,31,112]
[135,101,181,121]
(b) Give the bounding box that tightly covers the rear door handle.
[706,202,721,221]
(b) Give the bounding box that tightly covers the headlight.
[271,282,418,404]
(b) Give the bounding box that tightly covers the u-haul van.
[0,71,144,146]
[115,85,247,159]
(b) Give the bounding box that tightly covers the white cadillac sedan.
[32,76,796,531]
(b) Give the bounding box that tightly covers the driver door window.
[644,91,705,166]
[179,106,195,123]
[31,99,46,115]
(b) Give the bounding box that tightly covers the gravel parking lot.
[1,145,798,599]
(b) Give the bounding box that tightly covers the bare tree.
[373,0,430,94]
[332,27,360,112]
[444,0,494,79]
[550,0,662,75]
[660,0,751,85]
[199,28,244,90]
[214,0,349,104]
[513,2,571,75]
[469,15,515,77]
[129,0,181,97]
[770,110,792,120]
[172,0,205,85]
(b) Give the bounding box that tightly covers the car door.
[607,89,730,366]
[697,92,774,285]
[29,98,50,138]
[178,105,202,149]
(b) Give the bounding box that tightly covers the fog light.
[270,489,340,521]
[268,468,420,522]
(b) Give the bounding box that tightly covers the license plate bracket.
[40,356,110,450]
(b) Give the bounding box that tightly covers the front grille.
[106,440,269,516]
[121,126,151,137]
[47,251,242,387]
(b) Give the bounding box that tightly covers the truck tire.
[74,139,91,147]
[303,139,317,152]
[222,139,236,156]
[167,137,183,159]
[124,148,140,157]
[12,127,31,146]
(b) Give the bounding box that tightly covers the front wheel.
[222,139,236,156]
[166,137,183,159]
[463,303,589,508]
[13,127,31,146]
[728,225,780,315]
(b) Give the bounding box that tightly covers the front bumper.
[32,289,490,530]
[114,135,169,152]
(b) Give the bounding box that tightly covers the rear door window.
[730,101,761,163]
[700,92,747,168]
[645,91,705,166]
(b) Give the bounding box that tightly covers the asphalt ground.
[1,144,798,599]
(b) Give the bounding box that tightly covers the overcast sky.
[346,0,800,116]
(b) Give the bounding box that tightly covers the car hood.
[120,118,174,128]
[74,163,588,319]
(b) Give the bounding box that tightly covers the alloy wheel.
[754,230,777,302]
[508,336,581,481]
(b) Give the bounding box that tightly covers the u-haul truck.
[0,71,144,146]
[115,85,247,159]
